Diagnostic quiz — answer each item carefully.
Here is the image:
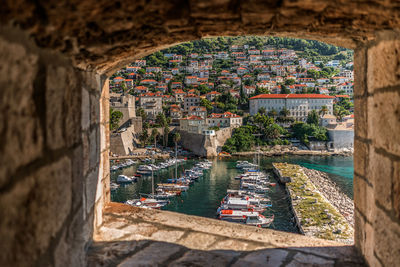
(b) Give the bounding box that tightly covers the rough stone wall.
[110,125,136,156]
[179,130,207,157]
[3,0,400,74]
[328,129,354,150]
[353,31,400,267]
[180,128,233,157]
[1,1,400,266]
[0,26,105,266]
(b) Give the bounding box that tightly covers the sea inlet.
[111,155,354,234]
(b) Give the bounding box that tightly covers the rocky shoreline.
[302,168,354,227]
[232,145,353,157]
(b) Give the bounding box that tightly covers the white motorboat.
[117,175,137,183]
[245,214,274,228]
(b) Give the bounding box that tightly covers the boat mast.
[151,154,154,197]
[175,140,178,179]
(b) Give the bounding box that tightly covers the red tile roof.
[181,115,203,120]
[249,94,335,100]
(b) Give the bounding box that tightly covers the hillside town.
[109,37,354,157]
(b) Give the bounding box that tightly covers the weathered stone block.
[287,252,334,267]
[89,127,99,170]
[354,139,368,177]
[171,250,234,267]
[46,65,81,149]
[367,92,400,156]
[233,249,288,267]
[373,207,400,266]
[0,156,71,266]
[393,160,400,220]
[117,242,183,267]
[0,37,43,188]
[362,222,375,266]
[82,132,90,176]
[71,145,85,210]
[81,88,90,131]
[354,96,368,139]
[86,168,99,214]
[368,40,400,92]
[90,93,100,125]
[354,209,365,251]
[369,150,393,210]
[354,174,375,223]
[354,46,367,97]
[178,232,217,250]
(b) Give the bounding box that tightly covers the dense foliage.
[291,122,328,144]
[110,108,123,131]
[222,113,289,153]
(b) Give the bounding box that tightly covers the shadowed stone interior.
[0,1,400,266]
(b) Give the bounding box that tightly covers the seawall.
[179,128,233,157]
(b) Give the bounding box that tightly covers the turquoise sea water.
[111,155,353,233]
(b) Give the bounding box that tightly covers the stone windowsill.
[88,202,364,266]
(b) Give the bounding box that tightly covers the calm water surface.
[111,156,353,233]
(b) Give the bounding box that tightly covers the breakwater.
[273,162,354,244]
[303,168,354,226]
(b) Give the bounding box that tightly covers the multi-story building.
[206,112,243,128]
[337,82,354,95]
[185,76,198,85]
[179,116,206,134]
[249,94,334,122]
[205,91,222,101]
[173,89,186,103]
[139,92,163,118]
[188,106,207,119]
[183,94,201,111]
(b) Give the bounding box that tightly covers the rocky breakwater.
[273,163,354,244]
[233,145,353,157]
[302,168,354,227]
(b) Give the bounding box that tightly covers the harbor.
[111,155,354,236]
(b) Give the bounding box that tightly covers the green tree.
[306,110,319,125]
[267,109,278,118]
[200,98,213,113]
[280,85,291,94]
[258,107,267,115]
[163,126,170,147]
[279,108,290,117]
[110,108,123,131]
[151,128,159,148]
[139,131,149,147]
[137,107,147,121]
[319,105,329,116]
[156,112,168,127]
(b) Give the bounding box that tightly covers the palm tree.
[280,108,290,117]
[268,109,278,118]
[258,107,267,115]
[319,105,329,116]
[173,132,181,179]
[151,128,158,149]
[139,131,148,148]
[163,125,170,147]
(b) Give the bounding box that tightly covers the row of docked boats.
[216,162,275,228]
[111,159,137,172]
[136,158,186,175]
[125,160,213,209]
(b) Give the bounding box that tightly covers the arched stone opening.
[1,1,400,266]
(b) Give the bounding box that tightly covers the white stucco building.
[206,112,243,128]
[249,94,334,122]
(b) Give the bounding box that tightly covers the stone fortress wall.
[0,1,400,266]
